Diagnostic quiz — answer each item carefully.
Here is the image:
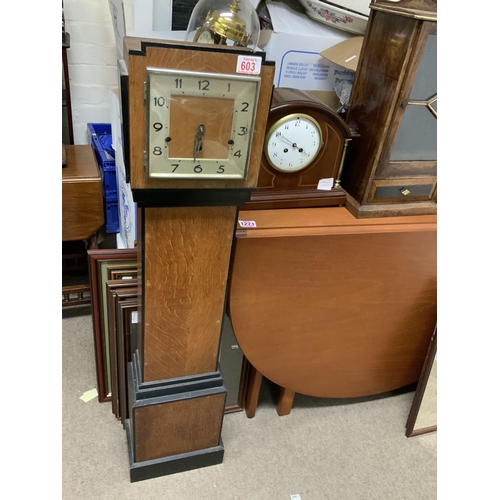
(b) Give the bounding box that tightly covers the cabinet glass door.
[390,33,437,162]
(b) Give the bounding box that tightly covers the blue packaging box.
[88,123,119,233]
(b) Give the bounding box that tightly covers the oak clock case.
[342,0,437,218]
[244,87,357,211]
[120,38,275,482]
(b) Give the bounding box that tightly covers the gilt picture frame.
[88,248,137,402]
[116,297,139,425]
[406,327,437,437]
[106,282,138,418]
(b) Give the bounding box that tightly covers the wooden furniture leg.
[277,387,295,416]
[244,363,263,418]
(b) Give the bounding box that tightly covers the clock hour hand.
[193,124,205,161]
[279,133,310,154]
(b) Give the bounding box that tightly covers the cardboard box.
[263,1,353,90]
[319,35,363,111]
[320,36,364,72]
[110,88,137,248]
[261,1,365,111]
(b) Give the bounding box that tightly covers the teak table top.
[62,145,104,241]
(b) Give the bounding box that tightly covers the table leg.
[277,387,295,416]
[244,363,263,418]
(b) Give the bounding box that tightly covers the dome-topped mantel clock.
[242,87,358,211]
[341,0,437,218]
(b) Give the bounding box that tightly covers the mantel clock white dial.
[193,27,215,44]
[264,113,323,173]
[145,68,260,180]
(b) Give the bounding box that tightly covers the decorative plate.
[297,0,370,35]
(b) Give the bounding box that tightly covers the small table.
[62,145,104,306]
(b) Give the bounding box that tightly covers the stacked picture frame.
[87,248,247,419]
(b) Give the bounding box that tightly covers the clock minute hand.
[280,134,298,148]
[193,124,205,161]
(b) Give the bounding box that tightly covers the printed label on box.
[276,51,356,92]
[277,50,336,90]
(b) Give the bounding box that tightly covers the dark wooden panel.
[133,393,225,462]
[368,177,436,203]
[343,12,418,204]
[142,206,237,382]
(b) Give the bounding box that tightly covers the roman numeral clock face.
[145,68,260,180]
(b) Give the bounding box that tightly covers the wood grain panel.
[62,145,104,241]
[228,207,437,398]
[134,393,225,462]
[142,206,237,382]
[343,12,418,204]
[235,206,436,238]
[169,96,233,159]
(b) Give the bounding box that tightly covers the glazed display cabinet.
[342,0,437,218]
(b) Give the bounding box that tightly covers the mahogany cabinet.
[342,0,437,218]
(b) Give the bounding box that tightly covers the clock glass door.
[390,33,437,162]
[169,96,234,160]
[145,68,260,180]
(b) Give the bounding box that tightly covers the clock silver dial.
[145,68,260,180]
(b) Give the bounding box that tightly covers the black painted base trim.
[129,351,226,403]
[125,352,227,481]
[131,39,273,67]
[125,420,224,482]
[133,188,253,207]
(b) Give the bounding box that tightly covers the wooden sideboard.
[228,206,437,416]
[62,145,104,242]
[62,145,104,306]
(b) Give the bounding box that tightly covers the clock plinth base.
[242,188,347,211]
[345,192,437,219]
[125,353,227,481]
[126,422,224,483]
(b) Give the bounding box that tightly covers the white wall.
[64,0,119,144]
[62,0,262,145]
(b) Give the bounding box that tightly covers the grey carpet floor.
[62,305,436,500]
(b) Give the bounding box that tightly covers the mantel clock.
[243,87,358,211]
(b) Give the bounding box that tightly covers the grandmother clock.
[342,0,437,218]
[121,37,274,481]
